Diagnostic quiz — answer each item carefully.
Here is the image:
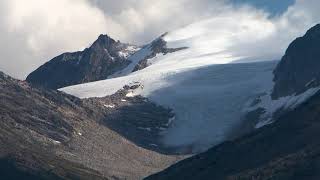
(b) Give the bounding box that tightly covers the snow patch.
[104,104,116,108]
[126,92,135,97]
[52,140,61,144]
[118,45,140,59]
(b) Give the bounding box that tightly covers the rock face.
[272,24,320,99]
[26,34,138,89]
[0,72,181,179]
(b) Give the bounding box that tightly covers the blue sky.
[232,0,295,15]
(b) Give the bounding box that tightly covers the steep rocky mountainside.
[26,34,138,89]
[147,24,320,180]
[0,72,182,179]
[272,24,320,99]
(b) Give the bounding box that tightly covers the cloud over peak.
[0,0,319,79]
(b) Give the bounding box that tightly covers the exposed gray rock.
[26,34,138,89]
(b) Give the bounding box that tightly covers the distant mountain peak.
[97,33,111,40]
[92,34,117,49]
[26,34,138,89]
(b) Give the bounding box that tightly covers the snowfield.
[61,16,317,152]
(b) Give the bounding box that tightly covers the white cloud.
[89,0,230,43]
[0,0,320,79]
[0,0,112,78]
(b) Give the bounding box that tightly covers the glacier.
[61,15,307,152]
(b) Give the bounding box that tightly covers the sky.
[230,0,294,15]
[0,0,319,79]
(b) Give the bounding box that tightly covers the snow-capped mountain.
[61,16,288,153]
[26,34,139,89]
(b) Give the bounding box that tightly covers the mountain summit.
[26,34,139,89]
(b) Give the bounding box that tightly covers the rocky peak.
[91,34,117,52]
[26,34,138,89]
[272,24,320,99]
[96,34,116,44]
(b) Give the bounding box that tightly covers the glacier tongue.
[148,62,276,152]
[61,61,277,152]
